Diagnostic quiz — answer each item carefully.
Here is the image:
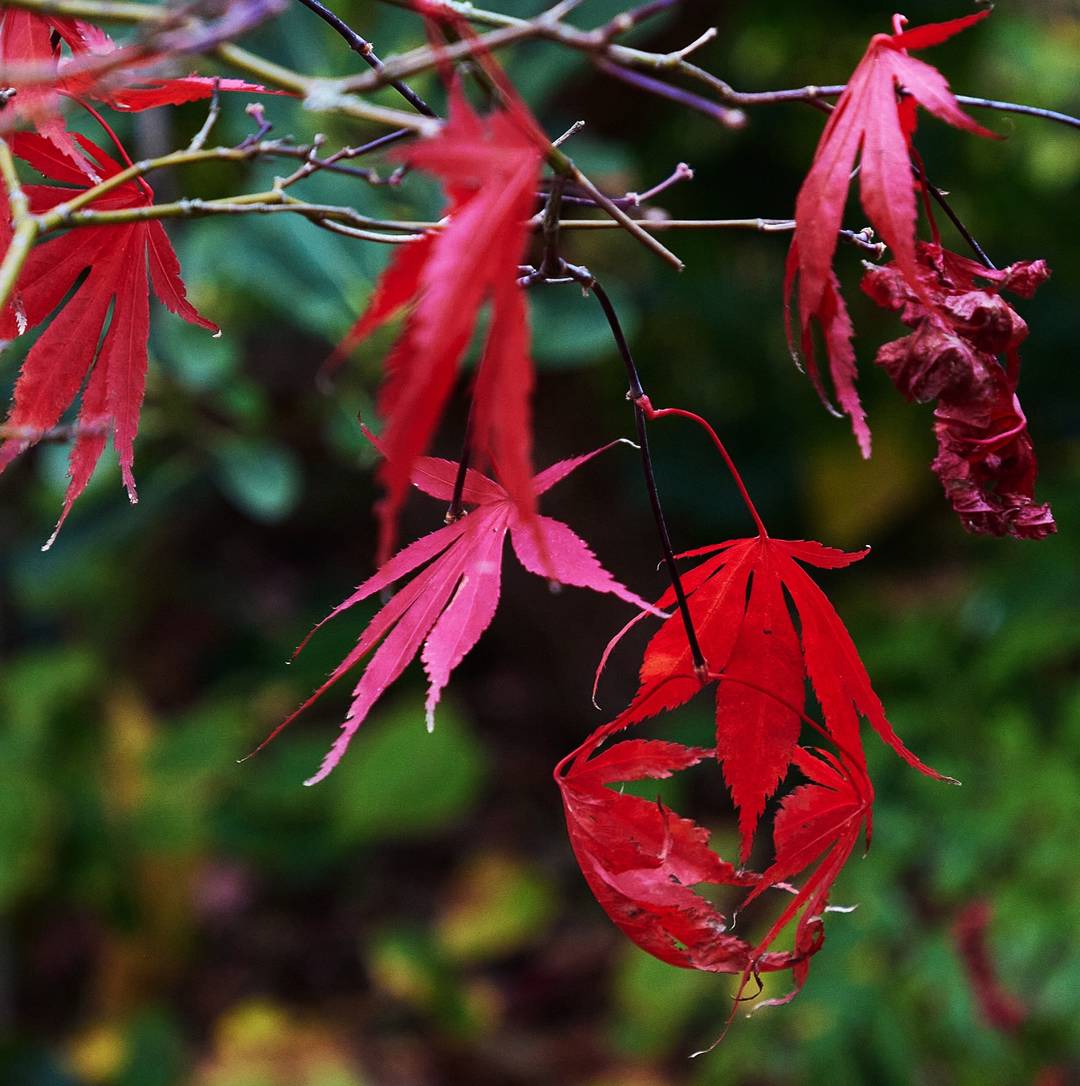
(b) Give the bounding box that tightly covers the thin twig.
[292,0,437,117]
[186,79,221,152]
[921,172,996,270]
[582,274,706,675]
[0,137,38,312]
[553,153,685,270]
[595,59,745,128]
[595,0,678,42]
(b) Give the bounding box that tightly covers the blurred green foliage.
[1,1,1078,1084]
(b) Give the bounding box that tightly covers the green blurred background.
[1,1,1078,1082]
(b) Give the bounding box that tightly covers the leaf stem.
[446,408,475,523]
[638,403,768,539]
[919,170,996,270]
[587,280,707,676]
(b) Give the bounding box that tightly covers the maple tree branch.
[1,0,161,20]
[594,0,677,41]
[0,136,31,227]
[0,421,106,443]
[212,42,439,131]
[594,59,745,128]
[4,0,1077,133]
[0,138,40,312]
[0,0,282,94]
[339,18,551,94]
[23,139,417,234]
[952,94,1080,132]
[49,193,425,242]
[187,80,222,151]
[547,150,684,270]
[373,0,1080,130]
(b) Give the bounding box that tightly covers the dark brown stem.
[446,406,475,523]
[537,175,566,278]
[292,0,438,118]
[588,280,707,676]
[922,173,996,271]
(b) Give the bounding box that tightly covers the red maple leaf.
[556,729,872,1020]
[0,131,215,544]
[557,737,781,973]
[258,441,661,785]
[786,10,995,456]
[561,407,953,1024]
[0,10,273,174]
[733,745,872,1009]
[595,531,945,861]
[862,242,1054,539]
[0,8,103,172]
[335,81,547,565]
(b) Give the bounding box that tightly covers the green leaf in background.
[529,278,640,369]
[153,317,238,393]
[435,851,556,963]
[0,650,97,906]
[326,697,488,845]
[212,437,302,523]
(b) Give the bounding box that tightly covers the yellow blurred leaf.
[435,851,555,963]
[67,1023,127,1083]
[803,409,931,545]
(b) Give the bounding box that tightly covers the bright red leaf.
[786,10,995,455]
[0,132,215,544]
[260,442,661,785]
[735,745,872,1009]
[557,729,872,1016]
[862,242,1054,538]
[335,81,546,565]
[596,532,946,860]
[0,10,273,174]
[0,8,103,173]
[557,737,781,974]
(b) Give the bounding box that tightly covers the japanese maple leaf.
[0,9,101,172]
[786,10,995,456]
[259,442,661,786]
[335,81,546,565]
[862,242,1054,539]
[52,19,276,112]
[596,532,946,860]
[0,132,215,543]
[734,745,872,1009]
[0,10,272,174]
[556,732,871,1014]
[556,737,790,974]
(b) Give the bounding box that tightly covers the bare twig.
[186,79,221,151]
[0,137,39,312]
[292,0,437,117]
